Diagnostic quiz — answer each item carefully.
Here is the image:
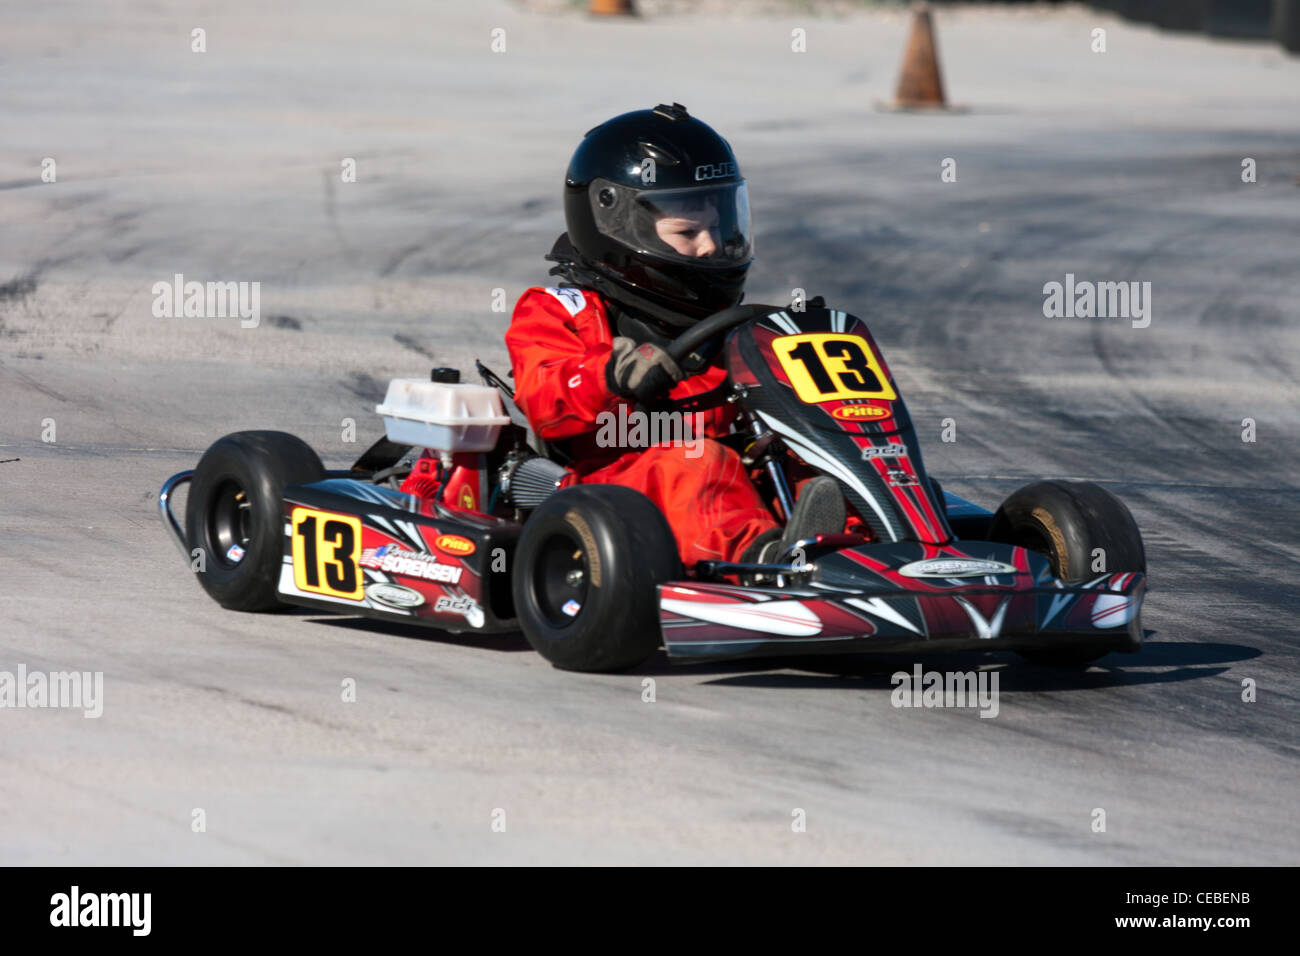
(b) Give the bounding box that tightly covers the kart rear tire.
[512,485,680,672]
[989,480,1145,667]
[186,430,325,611]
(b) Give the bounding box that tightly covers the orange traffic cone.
[590,0,635,15]
[885,3,950,110]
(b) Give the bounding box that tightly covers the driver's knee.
[639,437,740,481]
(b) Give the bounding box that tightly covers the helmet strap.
[545,234,691,334]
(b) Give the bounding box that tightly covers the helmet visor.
[590,179,753,267]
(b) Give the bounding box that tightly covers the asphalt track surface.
[2,2,1298,865]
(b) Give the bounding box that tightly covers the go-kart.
[159,303,1146,672]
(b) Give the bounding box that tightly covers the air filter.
[504,457,568,509]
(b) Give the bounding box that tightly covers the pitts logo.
[832,404,892,421]
[360,545,464,583]
[435,534,475,556]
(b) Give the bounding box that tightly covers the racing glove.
[605,336,684,403]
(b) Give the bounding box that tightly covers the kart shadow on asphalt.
[683,637,1262,693]
[299,616,1260,691]
[302,616,535,653]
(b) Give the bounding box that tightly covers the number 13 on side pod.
[291,507,364,600]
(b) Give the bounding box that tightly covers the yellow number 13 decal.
[291,507,364,600]
[773,333,898,404]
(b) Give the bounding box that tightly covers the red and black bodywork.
[652,308,1146,661]
[274,478,520,633]
[660,548,1144,662]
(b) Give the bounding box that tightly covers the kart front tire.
[186,430,325,611]
[989,479,1145,667]
[512,485,680,672]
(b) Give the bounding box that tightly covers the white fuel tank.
[375,378,510,454]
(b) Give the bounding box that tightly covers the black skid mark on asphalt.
[321,167,356,257]
[0,271,38,304]
[193,684,362,739]
[1,363,72,404]
[267,314,303,330]
[1259,347,1300,388]
[393,333,435,360]
[974,806,1143,857]
[1093,324,1229,459]
[340,371,385,401]
[48,190,106,213]
[378,241,425,278]
[194,678,435,758]
[380,216,505,279]
[1086,234,1229,462]
[105,243,147,265]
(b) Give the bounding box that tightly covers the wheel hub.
[532,536,590,629]
[209,479,253,567]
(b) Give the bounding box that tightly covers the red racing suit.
[504,286,778,566]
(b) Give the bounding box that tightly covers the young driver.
[502,104,845,568]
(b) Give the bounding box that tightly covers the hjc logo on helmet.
[694,162,737,181]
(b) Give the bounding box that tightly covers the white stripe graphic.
[660,598,824,636]
[756,411,902,541]
[1041,586,1075,628]
[277,564,365,606]
[1090,594,1136,628]
[368,514,405,544]
[845,597,922,634]
[395,519,426,549]
[665,636,857,647]
[368,514,427,553]
[767,311,800,334]
[368,514,397,537]
[954,596,1011,639]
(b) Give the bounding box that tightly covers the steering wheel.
[665,303,780,365]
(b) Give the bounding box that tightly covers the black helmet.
[561,103,754,329]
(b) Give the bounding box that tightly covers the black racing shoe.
[740,476,847,580]
[774,478,847,554]
[776,476,847,557]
